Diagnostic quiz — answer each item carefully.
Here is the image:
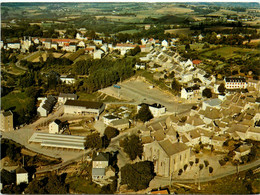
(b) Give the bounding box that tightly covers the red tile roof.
[192,60,202,65]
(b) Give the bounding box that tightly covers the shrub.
[204,160,209,167]
[178,169,183,176]
[209,167,213,174]
[199,164,204,170]
[184,164,188,171]
[189,161,194,167]
[195,158,199,164]
[219,159,226,166]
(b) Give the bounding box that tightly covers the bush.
[219,159,226,166]
[195,158,199,164]
[209,167,213,174]
[104,126,119,140]
[202,88,212,98]
[136,104,153,123]
[189,161,194,167]
[184,164,188,171]
[204,160,209,167]
[178,169,183,176]
[199,164,204,170]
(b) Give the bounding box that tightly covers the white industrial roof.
[29,132,86,150]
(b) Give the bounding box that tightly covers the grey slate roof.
[2,110,12,117]
[159,139,189,156]
[59,93,77,99]
[93,153,109,162]
[64,100,103,109]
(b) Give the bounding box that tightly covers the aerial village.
[1,3,260,194]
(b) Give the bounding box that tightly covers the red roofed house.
[192,60,202,66]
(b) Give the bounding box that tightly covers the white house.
[161,40,168,47]
[7,42,21,50]
[181,86,201,100]
[141,38,147,45]
[77,41,86,48]
[37,96,57,117]
[58,93,77,104]
[135,63,146,70]
[93,40,103,45]
[137,103,166,117]
[60,75,76,85]
[93,49,105,59]
[101,44,108,53]
[181,73,193,83]
[49,119,62,134]
[64,100,105,116]
[224,77,247,89]
[16,167,28,185]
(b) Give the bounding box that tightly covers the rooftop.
[93,153,109,162]
[159,139,189,156]
[64,100,103,109]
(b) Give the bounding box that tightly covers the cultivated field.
[165,28,195,35]
[155,5,194,14]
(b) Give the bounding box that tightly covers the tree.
[136,104,153,123]
[178,169,183,175]
[195,158,199,164]
[119,134,143,161]
[121,161,155,191]
[104,126,119,140]
[184,164,188,171]
[219,159,226,166]
[202,88,212,98]
[199,164,204,170]
[185,44,191,51]
[218,83,225,93]
[85,133,102,149]
[209,167,213,174]
[204,160,209,167]
[189,161,194,167]
[171,78,181,93]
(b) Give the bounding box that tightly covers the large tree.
[121,161,155,191]
[104,126,119,140]
[85,133,102,149]
[202,88,212,98]
[119,134,143,161]
[136,104,153,123]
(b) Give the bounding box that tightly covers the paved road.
[15,50,42,71]
[147,159,260,191]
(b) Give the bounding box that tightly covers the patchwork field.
[165,28,195,35]
[155,5,194,14]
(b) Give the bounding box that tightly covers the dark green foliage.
[219,159,226,166]
[178,169,183,175]
[136,104,153,123]
[85,133,102,149]
[1,138,22,162]
[184,164,188,171]
[104,126,119,140]
[209,167,213,174]
[119,134,143,161]
[128,45,141,56]
[171,78,181,93]
[195,158,199,164]
[121,161,155,191]
[189,161,194,167]
[202,88,212,98]
[204,160,209,167]
[1,169,16,186]
[218,83,226,93]
[185,44,191,51]
[25,173,68,194]
[199,164,204,170]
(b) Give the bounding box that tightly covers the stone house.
[143,139,190,177]
[0,110,14,132]
[49,119,63,134]
[109,118,130,130]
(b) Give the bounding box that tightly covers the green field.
[118,29,142,34]
[201,46,259,58]
[1,91,32,112]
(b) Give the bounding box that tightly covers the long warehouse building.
[29,132,87,150]
[64,100,105,116]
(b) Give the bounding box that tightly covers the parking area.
[100,78,195,113]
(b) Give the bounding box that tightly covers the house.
[85,47,95,54]
[16,167,28,185]
[7,42,21,50]
[64,100,105,116]
[93,40,103,45]
[143,139,190,177]
[161,40,169,47]
[224,77,247,89]
[137,103,166,117]
[37,96,57,117]
[135,63,146,70]
[92,152,109,180]
[234,144,252,161]
[247,127,260,141]
[68,44,77,52]
[77,41,86,48]
[192,60,202,66]
[49,119,63,134]
[181,73,193,83]
[58,93,77,104]
[247,79,260,91]
[202,98,222,110]
[211,135,226,148]
[109,118,130,130]
[0,110,14,132]
[93,49,105,59]
[60,75,76,85]
[153,72,164,80]
[103,115,120,126]
[101,44,108,53]
[181,85,201,100]
[51,42,58,50]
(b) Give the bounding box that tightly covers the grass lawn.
[201,46,259,59]
[77,91,123,102]
[118,29,142,34]
[1,91,32,112]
